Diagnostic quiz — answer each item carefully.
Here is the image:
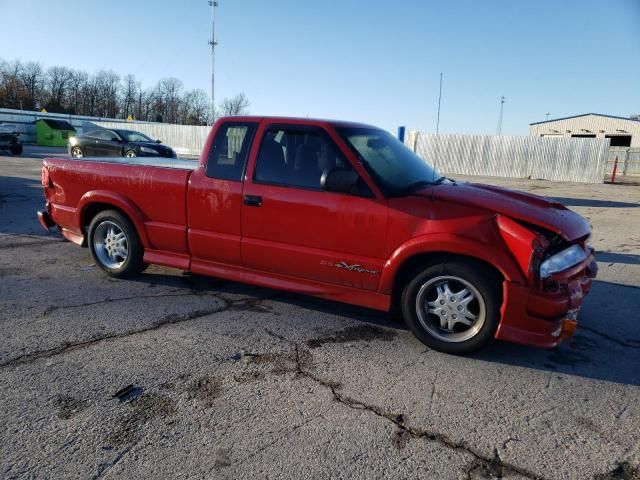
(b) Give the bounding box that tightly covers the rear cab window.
[206,122,257,181]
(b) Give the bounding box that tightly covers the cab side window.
[254,127,359,191]
[206,122,257,181]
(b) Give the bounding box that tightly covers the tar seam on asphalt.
[0,294,278,370]
[264,327,550,480]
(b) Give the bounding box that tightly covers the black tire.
[88,210,145,277]
[125,150,136,158]
[71,146,83,158]
[10,144,22,155]
[401,260,501,355]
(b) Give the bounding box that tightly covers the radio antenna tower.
[208,1,218,125]
[496,96,505,135]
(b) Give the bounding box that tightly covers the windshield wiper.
[434,176,456,185]
[394,180,434,196]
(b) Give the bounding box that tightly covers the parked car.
[0,124,23,155]
[68,128,176,158]
[38,116,597,354]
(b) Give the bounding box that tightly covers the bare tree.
[67,70,88,115]
[218,92,250,116]
[179,89,209,125]
[0,59,30,109]
[120,74,139,119]
[45,66,74,112]
[0,57,216,124]
[154,77,183,123]
[93,70,120,117]
[19,61,45,110]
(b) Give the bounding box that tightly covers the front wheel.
[401,260,501,355]
[71,146,83,158]
[88,210,145,277]
[125,150,136,158]
[11,144,22,155]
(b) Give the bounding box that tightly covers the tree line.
[0,58,250,125]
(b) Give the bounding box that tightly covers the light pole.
[208,1,218,125]
[435,72,443,135]
[496,96,505,135]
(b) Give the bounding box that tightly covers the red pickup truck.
[38,116,597,354]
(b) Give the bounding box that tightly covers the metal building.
[529,113,640,147]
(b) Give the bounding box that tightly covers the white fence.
[406,132,610,183]
[94,121,209,156]
[0,108,210,156]
[607,147,640,176]
[0,108,616,180]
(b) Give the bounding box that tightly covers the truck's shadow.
[0,176,46,236]
[135,271,640,387]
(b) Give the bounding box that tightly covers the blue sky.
[1,0,639,134]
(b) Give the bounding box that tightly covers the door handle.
[243,195,263,207]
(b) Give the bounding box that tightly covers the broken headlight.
[539,244,587,279]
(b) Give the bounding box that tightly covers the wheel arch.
[78,191,149,248]
[389,251,506,311]
[380,234,525,306]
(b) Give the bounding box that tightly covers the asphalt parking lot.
[1,153,639,479]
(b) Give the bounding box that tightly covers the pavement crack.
[428,371,438,415]
[266,328,547,480]
[0,238,64,249]
[0,295,276,370]
[92,439,141,480]
[42,291,219,316]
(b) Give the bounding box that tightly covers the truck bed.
[42,156,195,254]
[61,156,198,170]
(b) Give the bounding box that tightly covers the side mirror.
[110,136,120,142]
[156,139,162,143]
[366,137,385,149]
[321,168,359,195]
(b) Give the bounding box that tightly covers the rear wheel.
[88,210,145,277]
[10,144,22,155]
[401,260,501,354]
[125,150,136,158]
[71,146,83,158]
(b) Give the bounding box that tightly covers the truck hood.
[415,182,591,241]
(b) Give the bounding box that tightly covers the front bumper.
[37,208,55,231]
[495,251,597,348]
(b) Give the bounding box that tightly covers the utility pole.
[208,1,218,125]
[496,96,505,135]
[435,72,443,135]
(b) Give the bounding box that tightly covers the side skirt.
[187,257,392,312]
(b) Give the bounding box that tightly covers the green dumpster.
[35,119,76,147]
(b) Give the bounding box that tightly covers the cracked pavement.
[1,155,639,479]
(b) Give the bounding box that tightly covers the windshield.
[337,127,440,196]
[116,130,154,143]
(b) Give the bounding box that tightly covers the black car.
[0,125,23,155]
[68,128,176,158]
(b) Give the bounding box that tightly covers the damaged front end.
[494,215,597,347]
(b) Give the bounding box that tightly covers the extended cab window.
[206,123,257,181]
[254,127,357,191]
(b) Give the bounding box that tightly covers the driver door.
[241,123,389,291]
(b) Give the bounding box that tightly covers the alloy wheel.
[93,221,128,269]
[415,275,486,343]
